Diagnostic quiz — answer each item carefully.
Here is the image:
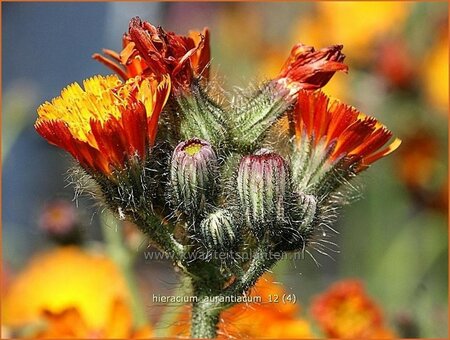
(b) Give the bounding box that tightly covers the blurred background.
[2,2,448,338]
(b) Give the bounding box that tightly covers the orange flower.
[292,90,400,177]
[275,43,348,97]
[291,2,410,62]
[171,274,313,338]
[2,247,152,338]
[422,31,449,114]
[395,131,448,214]
[311,280,395,339]
[94,17,210,89]
[220,274,313,338]
[35,75,170,176]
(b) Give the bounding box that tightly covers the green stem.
[222,244,278,305]
[190,292,221,338]
[100,212,148,328]
[189,243,279,338]
[138,213,185,261]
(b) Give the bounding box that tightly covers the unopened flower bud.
[178,84,227,147]
[170,138,218,215]
[237,150,289,240]
[199,209,240,252]
[230,84,290,151]
[275,193,317,252]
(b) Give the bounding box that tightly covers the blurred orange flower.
[375,38,415,89]
[423,32,449,114]
[397,131,439,191]
[311,280,395,339]
[171,274,313,338]
[219,274,313,338]
[293,2,410,61]
[395,131,448,214]
[2,247,152,338]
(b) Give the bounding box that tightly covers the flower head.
[291,90,400,192]
[276,44,348,97]
[94,17,210,90]
[311,280,395,339]
[35,75,170,176]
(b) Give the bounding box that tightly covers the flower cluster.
[35,17,400,338]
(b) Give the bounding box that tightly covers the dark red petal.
[195,28,211,78]
[332,119,376,160]
[147,80,171,147]
[128,17,167,74]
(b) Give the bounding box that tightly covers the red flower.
[94,17,210,90]
[293,90,400,174]
[276,44,348,97]
[35,75,171,176]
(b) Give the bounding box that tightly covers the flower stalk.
[190,291,221,338]
[189,241,279,338]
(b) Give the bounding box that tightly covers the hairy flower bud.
[177,83,227,147]
[199,209,240,252]
[275,193,318,252]
[170,138,218,215]
[230,84,290,151]
[237,150,289,240]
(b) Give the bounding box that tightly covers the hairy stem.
[190,289,221,338]
[138,213,185,261]
[222,243,279,307]
[188,243,279,338]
